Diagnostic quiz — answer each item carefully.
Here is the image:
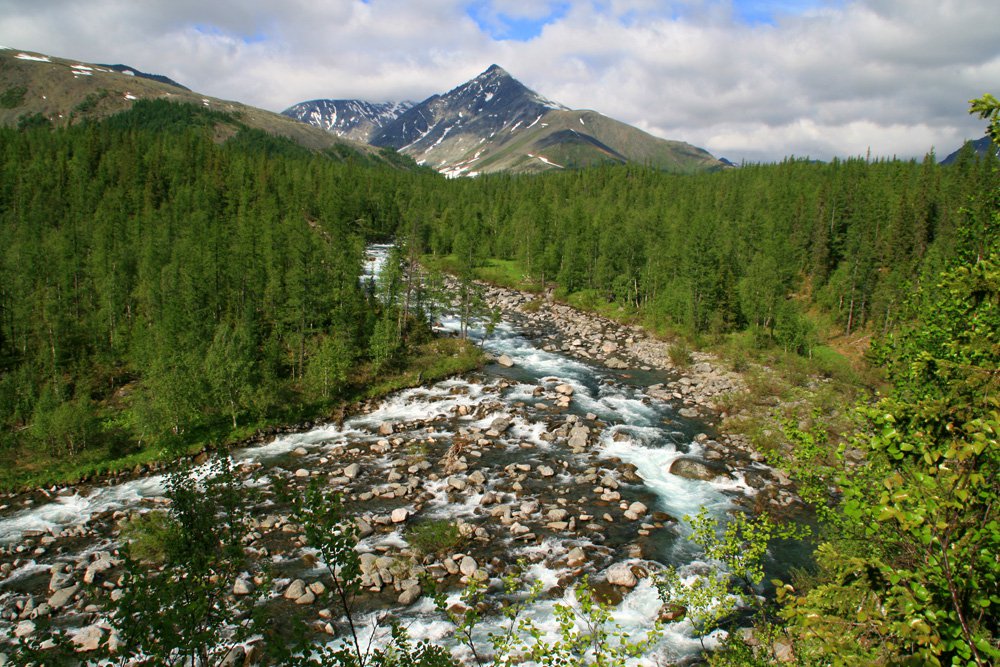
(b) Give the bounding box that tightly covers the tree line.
[410,145,997,354]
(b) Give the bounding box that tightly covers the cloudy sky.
[2,0,997,162]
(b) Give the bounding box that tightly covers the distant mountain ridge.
[0,47,406,165]
[940,136,999,164]
[282,99,414,143]
[97,64,190,90]
[283,65,724,176]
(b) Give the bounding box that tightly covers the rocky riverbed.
[0,266,804,665]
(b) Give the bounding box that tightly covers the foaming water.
[0,246,756,663]
[0,475,165,544]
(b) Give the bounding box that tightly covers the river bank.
[0,254,809,665]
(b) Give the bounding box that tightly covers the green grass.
[422,254,544,293]
[407,519,464,557]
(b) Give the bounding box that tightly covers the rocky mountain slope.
[285,65,725,176]
[940,135,999,164]
[282,99,413,143]
[0,48,382,158]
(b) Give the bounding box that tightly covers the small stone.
[294,468,310,478]
[295,590,316,605]
[343,463,361,479]
[234,578,254,595]
[554,384,574,396]
[391,508,410,523]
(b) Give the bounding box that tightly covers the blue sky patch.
[731,0,830,25]
[467,2,571,41]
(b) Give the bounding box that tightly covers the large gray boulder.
[668,457,728,481]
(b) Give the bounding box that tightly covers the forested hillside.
[0,100,448,486]
[414,145,997,352]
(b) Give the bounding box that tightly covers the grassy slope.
[0,48,379,156]
[467,109,724,175]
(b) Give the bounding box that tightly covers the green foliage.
[430,565,663,667]
[118,509,178,564]
[72,88,109,115]
[668,339,693,368]
[305,331,354,400]
[971,93,1000,145]
[656,565,736,649]
[407,519,464,557]
[289,483,455,667]
[772,95,1000,667]
[656,509,807,654]
[107,457,268,665]
[16,111,51,130]
[0,85,26,108]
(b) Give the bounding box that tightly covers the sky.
[1,0,997,163]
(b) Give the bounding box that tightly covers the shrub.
[668,339,693,368]
[407,519,463,557]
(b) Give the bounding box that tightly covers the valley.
[0,246,806,663]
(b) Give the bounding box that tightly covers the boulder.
[554,384,574,396]
[566,546,586,568]
[343,463,361,479]
[659,604,687,622]
[668,457,728,481]
[604,563,638,588]
[48,584,79,610]
[234,578,254,595]
[71,625,104,652]
[378,422,395,436]
[220,646,246,667]
[83,556,117,585]
[459,556,478,577]
[497,355,515,368]
[398,584,422,605]
[14,620,35,638]
[391,508,410,523]
[284,579,307,600]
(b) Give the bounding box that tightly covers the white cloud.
[0,0,996,161]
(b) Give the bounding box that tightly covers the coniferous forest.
[1,97,998,665]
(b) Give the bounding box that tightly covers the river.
[0,244,799,664]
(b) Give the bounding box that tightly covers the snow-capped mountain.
[281,99,413,143]
[286,65,724,176]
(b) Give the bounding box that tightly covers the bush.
[407,519,463,557]
[0,85,26,108]
[118,510,177,564]
[668,339,693,368]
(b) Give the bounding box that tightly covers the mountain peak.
[481,64,510,78]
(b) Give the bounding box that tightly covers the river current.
[0,244,782,664]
